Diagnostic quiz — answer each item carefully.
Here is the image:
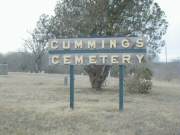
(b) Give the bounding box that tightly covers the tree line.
[0,52,85,74]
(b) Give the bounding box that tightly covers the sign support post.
[119,64,125,111]
[69,65,74,109]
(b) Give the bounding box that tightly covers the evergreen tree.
[31,0,168,88]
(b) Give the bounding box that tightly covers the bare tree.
[24,14,51,72]
[24,35,46,72]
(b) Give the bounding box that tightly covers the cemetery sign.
[48,36,147,111]
[48,37,146,65]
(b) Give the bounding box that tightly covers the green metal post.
[69,65,74,109]
[119,65,125,111]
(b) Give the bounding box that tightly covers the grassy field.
[0,72,179,135]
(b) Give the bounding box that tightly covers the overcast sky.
[0,0,179,61]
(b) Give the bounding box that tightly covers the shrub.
[126,66,152,94]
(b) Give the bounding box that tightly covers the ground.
[0,72,179,135]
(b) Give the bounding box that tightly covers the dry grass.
[0,72,179,135]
